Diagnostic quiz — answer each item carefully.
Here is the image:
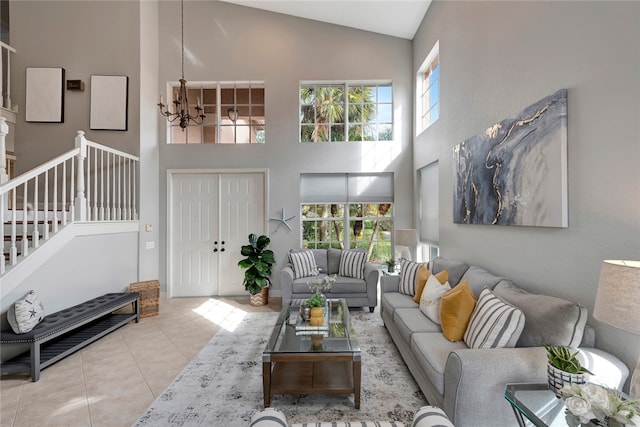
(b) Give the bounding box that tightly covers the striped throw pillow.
[464,287,525,349]
[250,408,288,427]
[289,250,317,279]
[412,405,454,427]
[338,250,366,279]
[399,258,422,296]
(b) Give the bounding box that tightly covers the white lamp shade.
[593,260,640,335]
[395,229,417,246]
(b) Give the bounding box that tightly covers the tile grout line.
[120,321,163,400]
[79,338,95,427]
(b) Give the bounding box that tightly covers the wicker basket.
[249,287,269,307]
[130,280,160,318]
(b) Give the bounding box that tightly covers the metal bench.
[0,292,139,381]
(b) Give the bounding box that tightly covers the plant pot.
[547,362,587,398]
[310,307,323,318]
[249,287,269,307]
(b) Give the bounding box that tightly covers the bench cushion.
[0,292,138,343]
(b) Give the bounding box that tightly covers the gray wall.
[11,1,141,172]
[413,0,640,390]
[0,230,138,361]
[155,1,415,290]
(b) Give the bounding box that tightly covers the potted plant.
[544,344,593,398]
[237,234,276,306]
[385,257,397,273]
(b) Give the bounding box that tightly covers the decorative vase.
[310,307,323,318]
[547,362,586,398]
[300,304,311,321]
[249,287,269,307]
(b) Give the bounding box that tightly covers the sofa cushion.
[428,257,469,286]
[464,287,525,349]
[412,332,468,396]
[419,273,451,324]
[493,280,587,347]
[327,248,342,274]
[459,265,505,296]
[413,268,448,303]
[338,249,366,279]
[394,308,442,344]
[399,259,421,296]
[381,292,417,318]
[7,290,46,334]
[289,250,319,279]
[440,281,476,342]
[330,277,367,293]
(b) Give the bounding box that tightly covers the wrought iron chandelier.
[158,0,204,130]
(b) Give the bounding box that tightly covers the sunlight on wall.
[192,299,247,332]
[359,104,403,172]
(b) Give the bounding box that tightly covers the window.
[417,41,439,133]
[418,161,439,263]
[300,82,393,142]
[168,81,265,144]
[300,173,394,263]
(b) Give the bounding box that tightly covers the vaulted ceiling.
[219,0,432,40]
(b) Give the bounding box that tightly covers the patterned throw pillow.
[440,281,476,342]
[419,274,452,324]
[464,287,525,349]
[288,250,317,279]
[338,250,366,279]
[399,258,421,296]
[7,290,46,334]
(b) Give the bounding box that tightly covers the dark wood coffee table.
[262,298,361,408]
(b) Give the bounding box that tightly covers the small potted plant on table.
[544,344,593,398]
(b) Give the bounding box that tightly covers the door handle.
[213,248,218,252]
[220,248,225,252]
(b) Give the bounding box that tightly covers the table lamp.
[593,260,640,398]
[395,229,417,261]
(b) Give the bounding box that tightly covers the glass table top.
[505,383,570,427]
[264,298,360,354]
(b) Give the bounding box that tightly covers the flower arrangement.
[307,274,336,294]
[561,383,640,427]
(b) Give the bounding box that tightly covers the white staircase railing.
[1,124,139,275]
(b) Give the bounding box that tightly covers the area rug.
[133,310,427,426]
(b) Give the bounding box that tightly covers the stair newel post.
[0,117,8,212]
[74,131,88,221]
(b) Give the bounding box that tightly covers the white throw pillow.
[419,274,451,324]
[464,287,525,349]
[338,250,366,280]
[289,250,318,279]
[7,290,46,334]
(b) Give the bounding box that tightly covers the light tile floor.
[0,296,282,427]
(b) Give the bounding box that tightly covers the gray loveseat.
[280,248,380,312]
[381,257,629,427]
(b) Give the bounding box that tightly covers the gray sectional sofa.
[280,248,380,312]
[381,257,629,427]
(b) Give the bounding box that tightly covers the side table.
[505,383,612,427]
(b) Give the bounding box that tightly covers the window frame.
[165,81,265,145]
[416,41,440,135]
[299,81,394,143]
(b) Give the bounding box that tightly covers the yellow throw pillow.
[440,280,477,342]
[413,268,449,303]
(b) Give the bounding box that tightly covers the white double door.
[168,170,266,297]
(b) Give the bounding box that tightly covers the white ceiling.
[219,0,432,40]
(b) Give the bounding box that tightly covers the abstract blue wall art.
[453,89,568,227]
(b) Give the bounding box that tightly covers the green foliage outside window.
[300,83,393,142]
[301,203,393,263]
